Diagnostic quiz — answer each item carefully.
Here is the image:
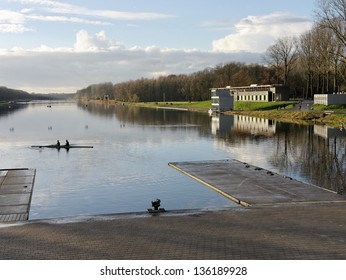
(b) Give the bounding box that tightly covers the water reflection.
[211,114,276,138]
[0,102,27,117]
[314,124,346,139]
[78,101,212,136]
[211,114,346,194]
[0,102,345,219]
[78,103,346,194]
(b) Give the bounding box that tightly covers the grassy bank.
[112,100,211,111]
[92,99,346,127]
[227,110,346,127]
[234,101,296,111]
[229,102,346,127]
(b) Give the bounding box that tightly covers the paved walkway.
[0,203,346,259]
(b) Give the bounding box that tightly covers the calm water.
[0,102,345,219]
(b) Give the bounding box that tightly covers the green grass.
[137,100,297,111]
[135,100,212,110]
[234,101,296,111]
[312,104,346,111]
[166,100,211,109]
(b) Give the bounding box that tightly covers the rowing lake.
[1,102,345,220]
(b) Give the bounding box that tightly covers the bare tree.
[315,0,346,60]
[298,22,345,96]
[299,30,317,98]
[313,26,333,93]
[264,44,282,84]
[265,36,299,85]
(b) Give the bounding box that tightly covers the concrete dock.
[0,169,36,222]
[169,159,346,206]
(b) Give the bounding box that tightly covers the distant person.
[56,140,60,147]
[65,140,70,146]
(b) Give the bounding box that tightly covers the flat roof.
[210,84,286,91]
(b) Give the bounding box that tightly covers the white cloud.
[0,23,31,33]
[0,9,25,23]
[212,12,313,53]
[26,15,112,26]
[74,30,124,52]
[0,29,263,93]
[0,9,32,33]
[9,0,174,21]
[82,10,173,21]
[0,5,111,34]
[2,0,173,33]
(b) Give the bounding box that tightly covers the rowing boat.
[31,145,93,149]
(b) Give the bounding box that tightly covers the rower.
[65,139,70,146]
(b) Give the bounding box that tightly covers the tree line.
[265,0,346,99]
[75,63,278,102]
[0,86,32,102]
[76,0,346,102]
[0,86,74,102]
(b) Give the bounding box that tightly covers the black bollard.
[151,199,161,210]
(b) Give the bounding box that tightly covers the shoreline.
[225,110,346,128]
[85,99,346,128]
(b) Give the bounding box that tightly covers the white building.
[314,93,346,105]
[211,85,290,107]
[210,87,234,112]
[231,84,290,102]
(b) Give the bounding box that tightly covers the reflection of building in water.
[314,125,346,139]
[211,114,234,136]
[233,115,276,136]
[210,114,276,137]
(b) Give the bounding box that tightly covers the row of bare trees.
[76,0,346,102]
[265,0,346,99]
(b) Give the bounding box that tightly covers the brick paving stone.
[0,203,345,259]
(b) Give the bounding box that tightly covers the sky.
[0,0,316,93]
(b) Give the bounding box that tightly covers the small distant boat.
[31,144,93,149]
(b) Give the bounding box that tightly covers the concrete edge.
[168,162,251,207]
